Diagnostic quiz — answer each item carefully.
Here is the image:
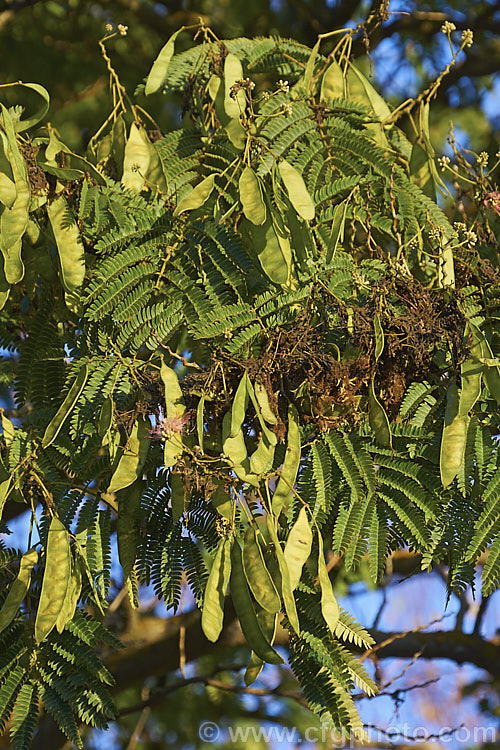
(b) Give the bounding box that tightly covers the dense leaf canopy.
[0,8,499,749]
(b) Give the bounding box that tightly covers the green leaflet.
[368,378,392,448]
[47,194,85,311]
[230,540,283,664]
[440,378,468,488]
[266,517,300,635]
[317,528,340,633]
[122,123,151,193]
[0,548,38,634]
[173,174,216,216]
[107,416,150,494]
[35,517,72,643]
[321,58,346,102]
[272,403,301,517]
[201,536,232,642]
[374,314,384,361]
[459,327,484,416]
[284,506,312,591]
[224,54,246,119]
[239,166,266,225]
[244,609,277,686]
[145,28,182,95]
[278,160,315,222]
[242,526,281,613]
[42,365,88,448]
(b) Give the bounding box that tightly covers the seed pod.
[243,526,280,613]
[35,517,72,643]
[284,506,312,591]
[201,537,232,643]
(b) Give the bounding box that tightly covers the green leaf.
[278,159,315,222]
[42,365,88,448]
[145,29,182,95]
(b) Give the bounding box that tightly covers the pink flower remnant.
[149,413,190,441]
[484,191,500,214]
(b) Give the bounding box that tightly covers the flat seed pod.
[320,58,346,102]
[107,416,150,494]
[0,108,29,284]
[224,54,246,119]
[459,329,483,416]
[201,537,232,642]
[266,518,300,635]
[160,360,185,420]
[254,382,277,425]
[248,217,290,285]
[145,29,182,95]
[196,392,205,452]
[170,471,185,525]
[284,506,312,591]
[278,160,315,222]
[230,540,283,664]
[173,174,216,216]
[440,378,468,488]
[239,167,266,225]
[0,548,38,634]
[272,403,301,517]
[244,609,277,686]
[317,529,340,633]
[122,123,151,193]
[117,479,143,579]
[112,114,127,180]
[42,365,88,448]
[478,331,500,406]
[35,517,72,643]
[47,194,85,310]
[0,172,16,209]
[374,314,384,361]
[347,63,390,121]
[326,200,348,263]
[55,556,82,634]
[249,433,275,476]
[230,373,249,438]
[368,378,392,448]
[242,526,281,613]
